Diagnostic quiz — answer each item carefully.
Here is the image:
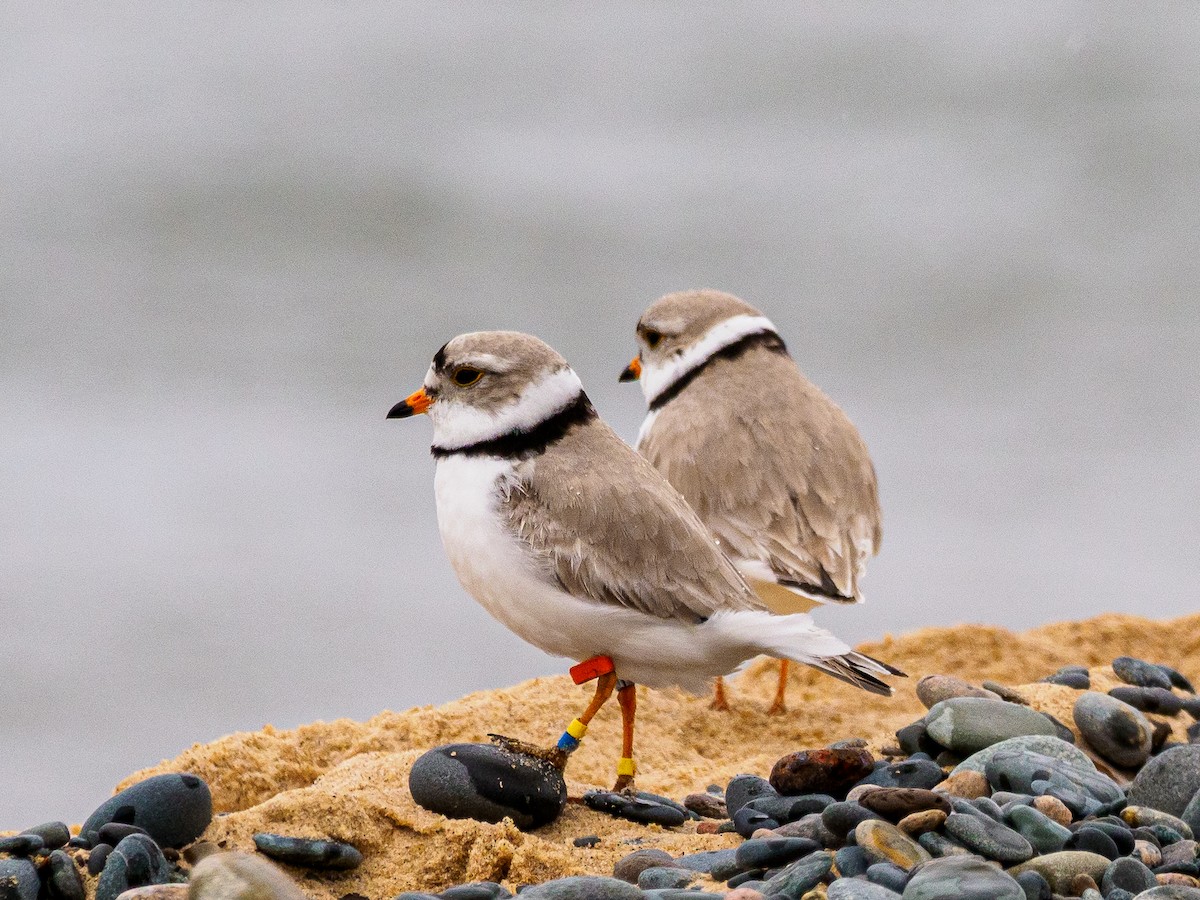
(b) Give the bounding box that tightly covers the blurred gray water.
[2,2,1198,827]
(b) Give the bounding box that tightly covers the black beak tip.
[386,401,414,419]
[618,367,637,383]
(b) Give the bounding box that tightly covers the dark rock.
[1111,685,1185,715]
[969,796,1005,821]
[730,806,776,837]
[1031,779,1102,818]
[746,794,804,823]
[572,835,600,848]
[95,835,171,900]
[725,774,778,816]
[1130,746,1200,817]
[251,834,362,870]
[508,876,643,900]
[915,832,971,858]
[1064,825,1120,860]
[21,822,70,851]
[760,850,834,897]
[823,801,884,839]
[597,790,687,827]
[770,748,875,797]
[636,867,695,890]
[1082,820,1135,855]
[855,759,944,791]
[66,837,91,850]
[1073,691,1154,768]
[1112,656,1174,690]
[896,721,942,758]
[1162,839,1199,867]
[408,743,566,829]
[672,848,739,878]
[942,812,1033,863]
[97,823,151,846]
[858,789,950,821]
[1043,668,1091,689]
[1014,870,1051,900]
[613,849,675,884]
[925,698,1057,755]
[724,871,763,889]
[901,854,1024,899]
[0,836,42,856]
[735,837,820,871]
[682,792,726,819]
[88,845,113,876]
[784,794,836,818]
[0,859,39,900]
[45,850,85,900]
[82,773,212,848]
[866,861,909,893]
[835,845,871,877]
[1159,665,1196,694]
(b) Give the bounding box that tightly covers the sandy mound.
[116,613,1199,897]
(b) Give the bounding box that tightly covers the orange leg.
[768,659,790,715]
[490,666,616,768]
[710,675,731,711]
[613,680,637,793]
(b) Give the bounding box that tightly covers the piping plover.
[390,330,899,790]
[621,290,883,714]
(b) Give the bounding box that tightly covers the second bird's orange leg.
[768,660,790,716]
[710,675,731,711]
[613,680,637,793]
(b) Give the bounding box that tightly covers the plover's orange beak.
[387,387,434,418]
[618,356,642,383]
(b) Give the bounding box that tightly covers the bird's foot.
[487,733,568,770]
[709,695,731,712]
[767,700,788,716]
[612,773,637,794]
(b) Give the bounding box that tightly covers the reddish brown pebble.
[859,788,951,820]
[695,821,719,835]
[1070,873,1099,894]
[1032,795,1073,826]
[933,770,990,800]
[769,747,875,796]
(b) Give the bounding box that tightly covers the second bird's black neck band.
[648,329,788,412]
[431,391,596,460]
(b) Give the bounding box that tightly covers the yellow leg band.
[566,718,588,739]
[617,757,637,777]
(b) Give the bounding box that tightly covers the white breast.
[433,454,608,662]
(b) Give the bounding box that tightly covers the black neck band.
[431,392,596,460]
[648,330,787,412]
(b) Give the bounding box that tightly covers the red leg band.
[570,655,615,684]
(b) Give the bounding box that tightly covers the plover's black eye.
[453,367,483,387]
[643,329,663,349]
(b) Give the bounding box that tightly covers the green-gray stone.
[952,735,1094,776]
[761,850,834,897]
[901,856,1023,899]
[1006,804,1071,854]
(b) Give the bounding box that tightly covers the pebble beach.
[4,612,1200,900]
